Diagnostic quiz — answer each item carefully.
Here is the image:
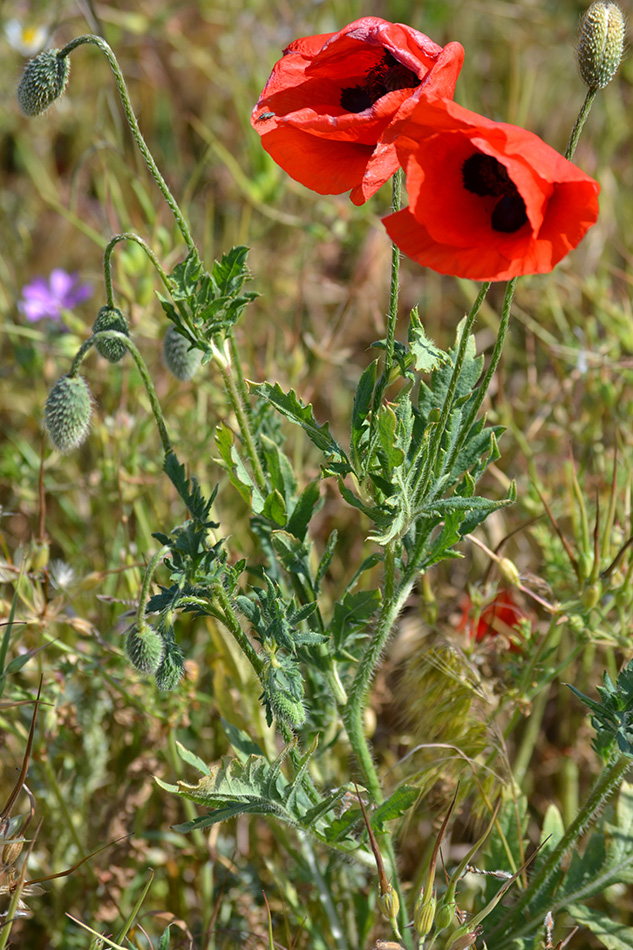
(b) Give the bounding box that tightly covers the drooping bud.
[154,638,185,691]
[92,306,130,363]
[17,50,71,117]
[44,374,93,452]
[162,325,202,381]
[125,623,165,675]
[577,2,625,90]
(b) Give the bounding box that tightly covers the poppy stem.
[58,35,196,253]
[364,170,403,473]
[446,276,517,474]
[103,233,173,307]
[566,88,598,161]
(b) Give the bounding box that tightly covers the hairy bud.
[17,50,70,116]
[93,306,130,363]
[163,325,202,381]
[154,638,185,691]
[577,2,625,89]
[125,623,164,675]
[44,374,93,453]
[270,689,306,728]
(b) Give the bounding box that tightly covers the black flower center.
[462,152,528,233]
[340,51,421,114]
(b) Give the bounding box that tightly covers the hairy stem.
[58,36,195,251]
[103,232,172,306]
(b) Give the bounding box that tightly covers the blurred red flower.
[251,18,464,205]
[459,589,530,646]
[382,98,600,280]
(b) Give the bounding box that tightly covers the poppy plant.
[251,17,464,205]
[382,97,600,281]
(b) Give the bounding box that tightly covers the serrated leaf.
[270,530,311,577]
[261,435,297,503]
[315,529,337,593]
[251,382,351,471]
[408,314,447,373]
[371,785,419,834]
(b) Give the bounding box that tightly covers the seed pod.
[17,50,71,116]
[154,638,185,691]
[577,2,625,89]
[2,838,24,869]
[162,325,202,381]
[125,623,164,675]
[44,374,93,453]
[92,306,130,363]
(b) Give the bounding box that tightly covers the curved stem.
[566,88,598,160]
[136,545,170,627]
[57,36,195,252]
[71,331,172,455]
[103,232,172,306]
[212,582,265,679]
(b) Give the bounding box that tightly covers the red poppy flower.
[251,18,464,206]
[382,98,600,280]
[459,589,530,647]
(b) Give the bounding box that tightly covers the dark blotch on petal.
[491,194,528,233]
[340,85,373,113]
[462,153,512,197]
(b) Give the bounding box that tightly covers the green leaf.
[158,925,172,950]
[351,360,378,470]
[261,434,297,503]
[270,530,311,577]
[567,903,633,949]
[251,382,351,471]
[262,489,288,527]
[329,589,381,655]
[371,785,419,834]
[215,423,265,513]
[175,741,211,776]
[315,530,337,593]
[286,479,321,541]
[408,310,447,373]
[221,718,264,763]
[532,803,564,879]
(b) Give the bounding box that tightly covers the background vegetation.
[1,0,632,947]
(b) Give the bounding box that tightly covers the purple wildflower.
[18,269,92,323]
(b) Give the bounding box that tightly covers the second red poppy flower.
[251,17,464,206]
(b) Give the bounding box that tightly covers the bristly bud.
[577,2,625,89]
[17,50,71,117]
[125,623,165,675]
[270,689,306,728]
[163,325,202,381]
[44,374,93,452]
[154,637,185,691]
[92,306,130,363]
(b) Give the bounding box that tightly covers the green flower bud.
[378,882,400,923]
[577,2,625,89]
[17,50,71,117]
[44,374,93,453]
[434,899,456,931]
[125,623,164,675]
[414,889,436,938]
[498,557,520,587]
[582,581,602,609]
[92,306,130,363]
[270,689,306,728]
[154,638,185,691]
[163,325,202,381]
